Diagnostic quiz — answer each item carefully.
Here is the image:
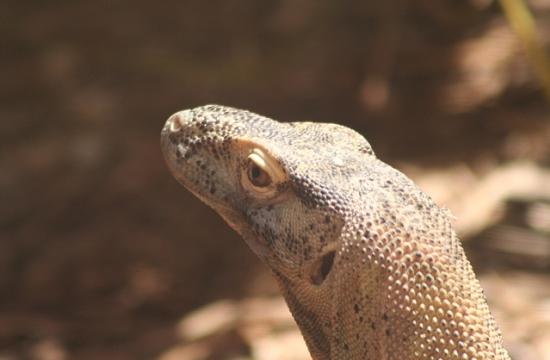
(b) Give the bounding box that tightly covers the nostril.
[166,110,193,133]
[169,115,183,132]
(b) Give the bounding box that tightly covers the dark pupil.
[251,165,262,179]
[248,162,271,187]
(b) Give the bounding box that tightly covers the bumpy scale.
[161,105,510,360]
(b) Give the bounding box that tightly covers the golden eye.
[247,158,272,187]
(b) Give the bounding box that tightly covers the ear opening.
[310,250,336,286]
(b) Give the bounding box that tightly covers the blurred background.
[2,0,550,359]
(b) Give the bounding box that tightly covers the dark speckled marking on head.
[161,105,510,360]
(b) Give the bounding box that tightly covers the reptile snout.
[161,110,197,169]
[161,107,227,171]
[161,109,205,155]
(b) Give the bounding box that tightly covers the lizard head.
[161,105,510,359]
[161,104,375,285]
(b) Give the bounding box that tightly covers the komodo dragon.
[160,105,510,360]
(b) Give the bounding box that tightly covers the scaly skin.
[161,105,510,360]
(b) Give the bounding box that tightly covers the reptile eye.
[247,160,272,187]
[241,148,285,198]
